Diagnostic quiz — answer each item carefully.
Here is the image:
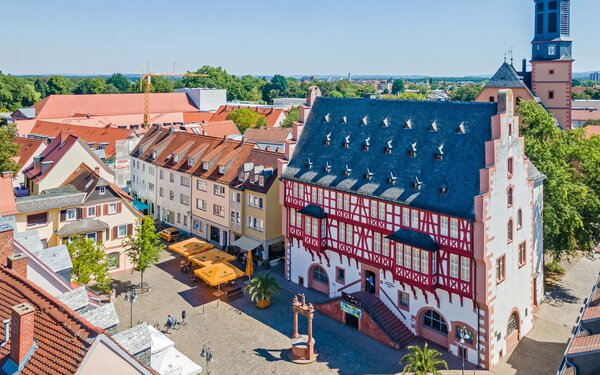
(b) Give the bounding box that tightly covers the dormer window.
[99,186,106,195]
[435,145,444,160]
[362,138,370,152]
[305,158,313,169]
[404,119,413,129]
[361,116,368,126]
[187,157,195,166]
[151,151,157,159]
[439,186,448,195]
[429,121,438,132]
[344,165,352,176]
[173,154,179,163]
[342,135,350,149]
[364,168,374,181]
[202,162,209,171]
[387,172,397,186]
[238,170,245,181]
[408,142,417,157]
[258,175,265,186]
[323,113,331,123]
[324,162,331,174]
[382,117,390,127]
[456,122,466,134]
[324,132,331,146]
[384,140,393,154]
[218,165,226,174]
[341,116,347,124]
[412,177,423,190]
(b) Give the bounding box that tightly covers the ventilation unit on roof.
[323,113,331,123]
[364,168,374,181]
[382,117,390,127]
[362,137,370,151]
[344,165,352,176]
[384,139,393,154]
[342,135,350,149]
[305,158,313,169]
[324,132,332,146]
[387,172,397,186]
[435,145,444,160]
[404,119,413,129]
[324,162,332,173]
[408,142,417,157]
[429,121,438,132]
[341,116,347,124]
[412,177,423,190]
[456,122,466,134]
[361,116,369,126]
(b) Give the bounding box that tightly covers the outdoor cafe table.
[168,238,214,257]
[187,248,235,268]
[193,262,244,296]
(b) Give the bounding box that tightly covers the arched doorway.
[506,310,521,354]
[308,264,330,295]
[418,308,449,349]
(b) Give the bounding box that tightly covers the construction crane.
[139,69,207,128]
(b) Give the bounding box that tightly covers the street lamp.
[124,289,138,328]
[200,344,214,374]
[457,326,473,375]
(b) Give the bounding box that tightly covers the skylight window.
[404,119,413,129]
[362,137,370,152]
[387,172,397,186]
[412,177,423,190]
[384,140,393,154]
[323,113,331,123]
[361,116,368,126]
[429,121,438,132]
[439,186,448,195]
[382,117,390,127]
[324,162,332,173]
[456,122,466,134]
[342,135,350,149]
[435,145,444,160]
[344,165,352,176]
[364,168,374,181]
[408,142,417,157]
[305,158,313,169]
[341,116,347,124]
[324,132,331,146]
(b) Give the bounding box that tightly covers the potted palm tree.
[244,272,280,309]
[400,342,448,375]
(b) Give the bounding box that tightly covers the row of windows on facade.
[26,202,121,228]
[289,186,461,239]
[292,211,471,282]
[535,1,568,35]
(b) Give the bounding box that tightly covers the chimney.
[0,225,14,267]
[497,89,514,116]
[40,161,54,174]
[9,303,36,366]
[7,254,27,278]
[522,58,527,77]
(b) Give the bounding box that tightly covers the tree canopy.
[0,125,20,174]
[226,107,265,133]
[67,236,111,292]
[280,106,299,128]
[391,79,405,94]
[123,216,165,291]
[518,100,600,260]
[449,84,482,102]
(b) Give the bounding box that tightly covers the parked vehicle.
[159,227,181,242]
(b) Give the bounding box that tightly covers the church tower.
[531,0,573,129]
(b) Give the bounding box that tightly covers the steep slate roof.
[32,93,199,119]
[231,148,280,194]
[0,266,102,374]
[13,137,46,171]
[486,63,530,89]
[28,120,135,158]
[282,97,498,218]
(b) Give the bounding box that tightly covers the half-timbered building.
[279,87,545,369]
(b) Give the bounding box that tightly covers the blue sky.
[3,0,598,76]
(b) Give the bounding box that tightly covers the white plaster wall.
[130,157,157,215]
[155,166,192,235]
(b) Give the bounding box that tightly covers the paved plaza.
[110,249,599,375]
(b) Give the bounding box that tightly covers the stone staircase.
[349,291,415,348]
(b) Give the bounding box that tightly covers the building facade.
[279,88,544,369]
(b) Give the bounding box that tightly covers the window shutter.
[82,208,87,219]
[112,227,118,240]
[97,231,103,244]
[117,202,123,213]
[104,204,109,215]
[127,224,133,236]
[77,208,82,219]
[96,205,102,216]
[60,210,66,222]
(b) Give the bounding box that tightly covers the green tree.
[392,79,405,94]
[123,216,165,291]
[449,84,482,102]
[226,107,262,133]
[0,125,20,174]
[102,84,119,94]
[34,78,49,98]
[400,342,448,375]
[244,272,280,306]
[67,236,111,292]
[105,73,131,93]
[46,75,69,95]
[281,106,300,128]
[518,100,600,260]
[74,77,106,94]
[149,76,174,93]
[381,92,427,101]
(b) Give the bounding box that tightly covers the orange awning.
[188,249,235,268]
[194,262,244,287]
[169,238,214,257]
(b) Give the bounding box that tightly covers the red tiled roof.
[22,134,78,183]
[583,305,600,321]
[33,93,199,119]
[182,112,214,123]
[0,175,17,216]
[13,137,46,172]
[0,266,102,374]
[567,334,600,355]
[28,120,135,159]
[210,105,285,128]
[200,120,241,138]
[243,128,291,144]
[573,109,600,121]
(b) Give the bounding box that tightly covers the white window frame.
[99,186,106,195]
[450,254,459,278]
[118,225,127,238]
[450,218,459,239]
[87,206,96,217]
[108,203,117,214]
[66,208,77,221]
[461,257,470,282]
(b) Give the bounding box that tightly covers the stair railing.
[343,292,402,345]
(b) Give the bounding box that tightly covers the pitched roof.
[281,97,498,218]
[0,174,17,217]
[244,127,292,144]
[0,266,102,374]
[486,63,530,89]
[182,112,214,123]
[32,93,199,119]
[567,334,600,355]
[231,148,280,193]
[16,185,86,213]
[28,120,135,158]
[13,137,46,171]
[211,105,285,128]
[199,120,241,138]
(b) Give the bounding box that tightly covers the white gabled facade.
[155,167,192,235]
[130,158,157,216]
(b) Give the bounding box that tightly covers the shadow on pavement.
[546,283,580,304]
[111,279,135,296]
[503,336,567,375]
[253,348,287,362]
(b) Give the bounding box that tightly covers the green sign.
[341,301,362,319]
